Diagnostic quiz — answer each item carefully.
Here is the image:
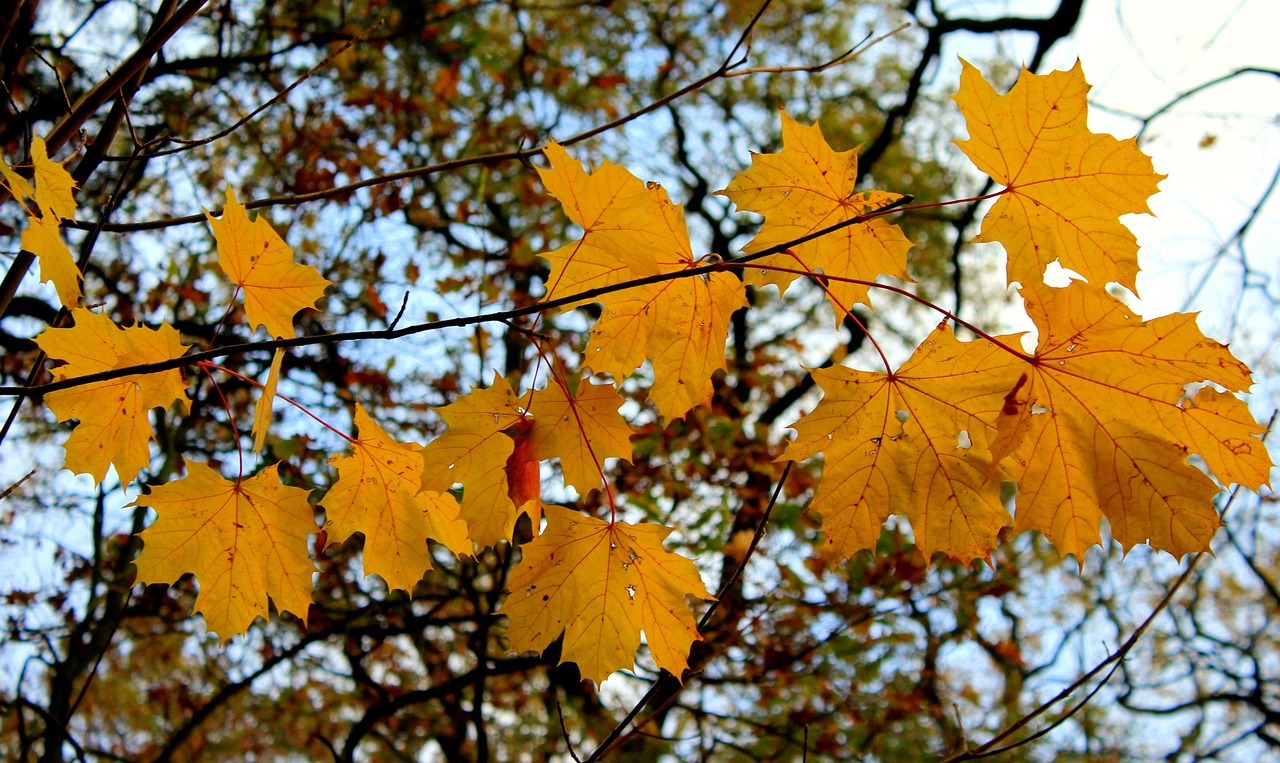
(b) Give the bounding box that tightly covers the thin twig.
[726,22,910,77]
[584,460,794,762]
[941,484,1257,762]
[556,701,583,763]
[0,468,36,501]
[1,193,919,399]
[140,20,382,156]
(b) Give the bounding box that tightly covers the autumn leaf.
[4,136,82,306]
[502,505,710,684]
[323,404,471,592]
[251,348,285,453]
[421,374,528,547]
[988,282,1272,560]
[719,110,913,321]
[206,188,331,338]
[36,309,189,485]
[505,422,543,525]
[953,60,1164,291]
[133,462,318,642]
[0,154,35,204]
[537,140,665,300]
[537,143,748,420]
[22,212,81,308]
[526,377,633,495]
[31,137,77,222]
[785,324,1015,563]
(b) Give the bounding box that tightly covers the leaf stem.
[731,262,1034,362]
[199,363,243,483]
[775,249,893,374]
[197,360,357,446]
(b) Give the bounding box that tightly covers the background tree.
[0,0,1275,761]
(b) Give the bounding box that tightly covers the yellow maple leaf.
[536,143,748,420]
[953,60,1164,291]
[526,378,633,495]
[718,110,913,320]
[4,137,82,306]
[22,211,81,307]
[0,155,35,207]
[323,404,471,592]
[989,282,1272,560]
[31,137,77,222]
[206,188,330,338]
[36,308,189,485]
[133,462,318,642]
[250,348,286,453]
[537,141,666,301]
[502,505,710,685]
[786,324,1016,563]
[421,375,528,548]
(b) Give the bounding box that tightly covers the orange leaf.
[719,110,912,320]
[31,137,77,222]
[250,348,285,453]
[586,272,746,420]
[206,188,330,338]
[537,140,667,304]
[536,143,747,420]
[991,283,1272,560]
[133,462,318,642]
[502,505,710,684]
[421,374,528,547]
[786,324,1016,563]
[5,137,82,306]
[323,404,471,592]
[22,211,81,307]
[504,421,543,525]
[35,309,189,485]
[953,60,1164,291]
[526,378,633,495]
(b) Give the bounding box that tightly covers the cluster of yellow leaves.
[775,61,1271,565]
[2,137,82,306]
[13,60,1273,687]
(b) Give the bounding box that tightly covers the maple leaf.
[30,137,77,222]
[786,325,1015,563]
[718,110,913,320]
[988,282,1272,560]
[323,404,471,592]
[537,143,748,420]
[537,141,666,301]
[251,348,285,453]
[4,136,82,306]
[953,60,1164,292]
[22,212,81,308]
[0,154,35,204]
[502,505,711,684]
[36,309,189,485]
[526,377,633,495]
[421,374,528,548]
[133,462,318,642]
[206,188,331,338]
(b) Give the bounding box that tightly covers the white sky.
[1056,0,1280,335]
